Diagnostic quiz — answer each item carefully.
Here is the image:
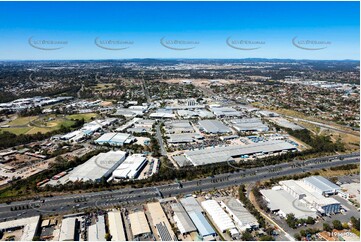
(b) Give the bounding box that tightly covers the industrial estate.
[0,58,359,242]
[0,1,360,241]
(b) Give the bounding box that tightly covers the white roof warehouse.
[95,132,135,146]
[184,140,296,166]
[112,154,148,179]
[68,151,127,182]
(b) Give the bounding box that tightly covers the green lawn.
[26,118,75,134]
[0,127,32,135]
[66,113,98,122]
[1,115,76,135]
[8,116,38,126]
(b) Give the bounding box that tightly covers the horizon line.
[0,58,359,62]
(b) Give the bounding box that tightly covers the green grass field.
[7,116,38,126]
[0,127,32,135]
[1,115,79,135]
[66,113,98,122]
[92,83,116,91]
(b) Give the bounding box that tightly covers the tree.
[342,223,349,229]
[351,216,360,231]
[294,233,301,241]
[259,235,274,241]
[323,223,332,232]
[306,216,315,225]
[104,233,111,241]
[241,231,253,241]
[332,220,343,230]
[286,214,297,229]
[32,236,41,241]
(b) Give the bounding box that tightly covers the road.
[141,78,151,104]
[0,153,358,222]
[155,123,167,156]
[286,115,359,137]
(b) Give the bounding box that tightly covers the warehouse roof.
[112,154,147,179]
[260,189,317,219]
[107,211,126,241]
[147,202,176,241]
[59,217,77,241]
[68,151,127,182]
[168,133,200,143]
[95,132,133,145]
[173,154,192,167]
[129,211,151,236]
[222,198,258,229]
[88,215,106,241]
[198,120,232,134]
[270,117,303,130]
[303,176,340,193]
[149,109,175,119]
[188,211,216,238]
[171,203,197,234]
[179,197,204,214]
[201,200,235,232]
[211,107,242,117]
[231,118,269,132]
[0,216,40,241]
[290,180,341,207]
[165,120,194,132]
[185,140,296,166]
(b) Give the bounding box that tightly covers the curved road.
[0,152,359,222]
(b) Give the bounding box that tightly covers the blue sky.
[0,1,359,60]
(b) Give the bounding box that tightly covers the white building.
[280,179,341,215]
[59,217,78,241]
[95,132,135,146]
[68,151,127,182]
[201,200,236,233]
[88,215,106,241]
[221,198,259,232]
[303,176,341,196]
[0,216,40,241]
[107,210,126,241]
[112,154,147,179]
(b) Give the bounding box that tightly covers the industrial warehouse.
[128,211,152,239]
[0,216,40,241]
[260,176,342,219]
[171,203,197,235]
[201,200,237,235]
[88,215,106,241]
[95,132,135,146]
[68,151,127,182]
[221,198,259,232]
[179,197,216,239]
[147,202,177,241]
[107,210,126,241]
[112,154,148,179]
[183,140,296,166]
[230,118,269,132]
[198,120,233,134]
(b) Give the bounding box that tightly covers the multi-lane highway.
[0,152,359,222]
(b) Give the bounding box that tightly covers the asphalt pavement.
[0,152,358,222]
